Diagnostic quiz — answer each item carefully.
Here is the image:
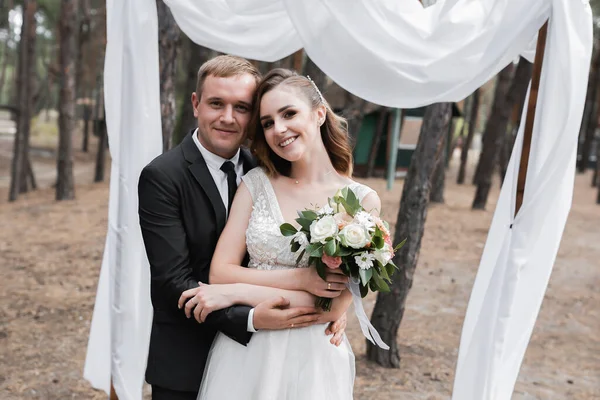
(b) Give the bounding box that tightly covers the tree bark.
[173,37,212,146]
[82,104,91,151]
[472,63,516,210]
[9,0,36,201]
[365,108,390,178]
[430,104,453,203]
[457,89,480,184]
[577,42,600,173]
[94,118,107,182]
[498,58,533,182]
[367,103,452,367]
[56,0,78,201]
[157,0,180,152]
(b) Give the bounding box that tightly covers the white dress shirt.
[192,129,257,332]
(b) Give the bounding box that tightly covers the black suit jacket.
[138,130,257,392]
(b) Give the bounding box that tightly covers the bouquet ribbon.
[347,277,390,350]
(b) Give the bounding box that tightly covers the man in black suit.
[138,55,346,400]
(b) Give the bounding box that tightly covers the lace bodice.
[242,167,376,271]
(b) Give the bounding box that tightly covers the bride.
[181,68,381,399]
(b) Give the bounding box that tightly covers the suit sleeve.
[138,164,252,345]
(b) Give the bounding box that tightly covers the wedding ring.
[327,283,332,290]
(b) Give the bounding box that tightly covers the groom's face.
[192,74,256,159]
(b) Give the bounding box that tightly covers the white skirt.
[198,324,355,400]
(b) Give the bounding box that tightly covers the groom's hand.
[325,312,347,347]
[178,282,235,323]
[253,297,321,330]
[301,267,348,298]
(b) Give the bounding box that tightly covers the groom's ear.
[191,92,200,117]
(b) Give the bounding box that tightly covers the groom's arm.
[203,305,253,345]
[139,165,253,345]
[139,165,199,307]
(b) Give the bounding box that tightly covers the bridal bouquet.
[280,187,405,311]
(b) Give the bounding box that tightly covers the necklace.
[292,169,335,184]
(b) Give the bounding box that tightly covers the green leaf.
[385,262,397,277]
[291,241,301,252]
[295,249,306,266]
[358,267,373,286]
[295,218,313,231]
[371,271,390,292]
[301,210,319,220]
[324,239,337,256]
[394,238,407,252]
[280,223,298,237]
[316,260,327,281]
[307,243,324,257]
[359,283,369,297]
[372,235,384,249]
[378,262,391,282]
[337,246,353,257]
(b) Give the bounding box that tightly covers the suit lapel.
[182,132,227,233]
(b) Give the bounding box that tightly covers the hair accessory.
[306,75,325,104]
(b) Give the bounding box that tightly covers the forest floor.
[0,125,598,399]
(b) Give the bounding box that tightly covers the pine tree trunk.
[56,0,78,201]
[457,89,480,184]
[173,38,212,146]
[472,63,515,210]
[365,108,390,178]
[9,0,36,202]
[367,102,452,367]
[157,0,180,152]
[94,118,107,182]
[499,58,533,182]
[578,43,600,173]
[430,105,452,203]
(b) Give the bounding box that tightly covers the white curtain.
[83,0,161,398]
[85,0,592,399]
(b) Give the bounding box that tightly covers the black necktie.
[220,161,237,211]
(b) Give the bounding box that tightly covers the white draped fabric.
[83,0,160,398]
[84,0,592,399]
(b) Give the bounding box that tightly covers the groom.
[138,55,347,400]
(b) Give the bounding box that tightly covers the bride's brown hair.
[249,68,353,177]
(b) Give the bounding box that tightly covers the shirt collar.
[192,128,241,171]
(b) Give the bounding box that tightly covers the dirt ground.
[0,131,598,399]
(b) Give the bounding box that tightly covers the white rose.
[340,224,370,249]
[373,244,393,265]
[309,215,338,244]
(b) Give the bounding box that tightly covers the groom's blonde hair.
[196,55,262,97]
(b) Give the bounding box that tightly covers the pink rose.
[384,235,392,247]
[322,254,342,269]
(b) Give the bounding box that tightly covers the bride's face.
[259,85,326,163]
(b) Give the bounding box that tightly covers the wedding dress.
[198,167,375,400]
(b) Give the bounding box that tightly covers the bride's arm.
[208,182,346,298]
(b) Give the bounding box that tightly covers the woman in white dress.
[182,69,381,400]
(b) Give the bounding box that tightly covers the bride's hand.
[178,282,236,323]
[301,266,348,298]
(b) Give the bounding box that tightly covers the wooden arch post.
[515,21,549,215]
